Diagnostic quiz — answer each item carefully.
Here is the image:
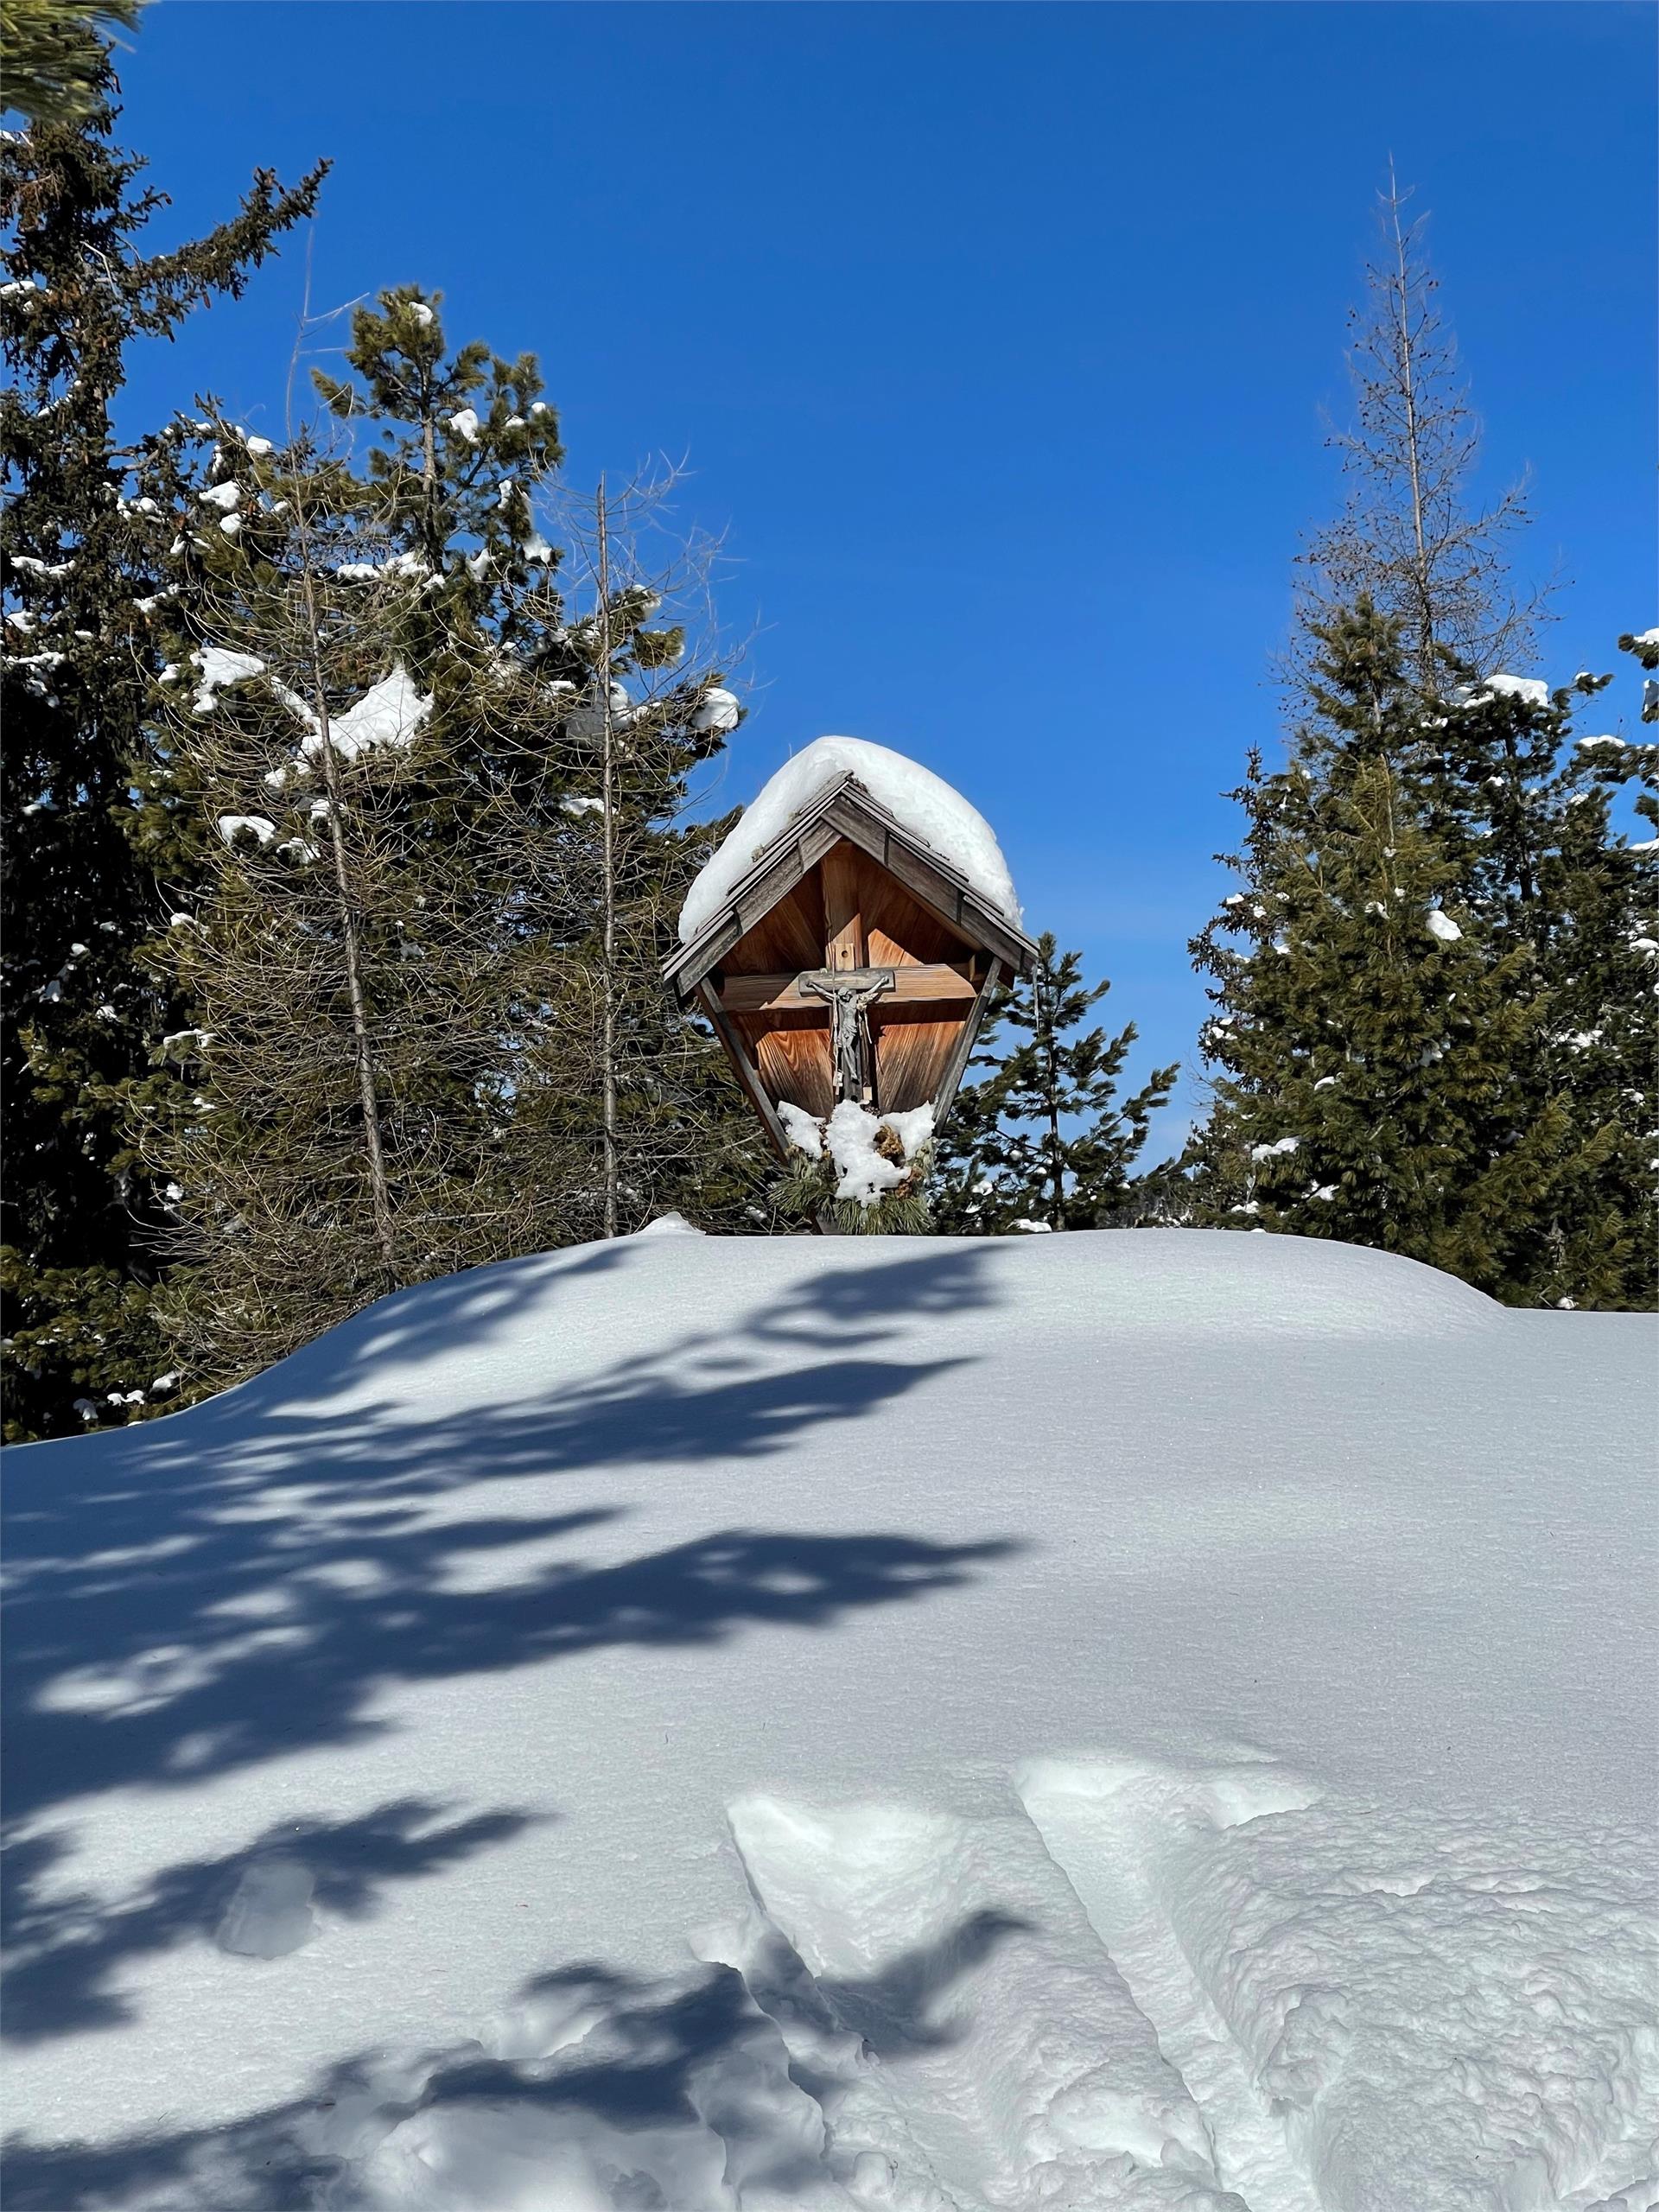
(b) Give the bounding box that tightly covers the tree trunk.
[597,479,620,1240]
[1044,975,1065,1228]
[1383,170,1437,701]
[296,533,397,1275]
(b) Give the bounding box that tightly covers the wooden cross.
[704,842,985,1122]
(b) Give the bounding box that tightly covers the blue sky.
[111,2,1652,1149]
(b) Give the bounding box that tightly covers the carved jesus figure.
[798,967,894,1104]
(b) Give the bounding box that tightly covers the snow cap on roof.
[677,735,1022,945]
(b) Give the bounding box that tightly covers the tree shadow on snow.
[2,1240,1016,2060]
[2,1797,542,2046]
[0,1910,1036,2210]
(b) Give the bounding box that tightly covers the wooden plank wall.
[719,843,975,1118]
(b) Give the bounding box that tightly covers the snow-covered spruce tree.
[1298,170,1545,704]
[315,304,766,1238]
[931,934,1176,1232]
[1391,642,1654,1304]
[1184,601,1640,1305]
[132,423,550,1383]
[0,92,321,1439]
[1535,630,1659,1305]
[134,304,760,1387]
[1621,623,1659,728]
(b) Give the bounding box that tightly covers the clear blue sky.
[111,2,1653,1150]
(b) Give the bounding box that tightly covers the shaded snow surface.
[2,1231,1655,2212]
[677,737,1022,944]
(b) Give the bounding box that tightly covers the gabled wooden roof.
[665,771,1037,1005]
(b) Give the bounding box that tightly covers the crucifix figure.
[798,967,894,1104]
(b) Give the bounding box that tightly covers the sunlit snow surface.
[2,1232,1654,2211]
[677,735,1023,944]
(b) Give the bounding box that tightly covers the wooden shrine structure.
[664,770,1038,1155]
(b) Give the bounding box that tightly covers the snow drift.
[1,1230,1653,2211]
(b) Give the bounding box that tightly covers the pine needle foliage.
[1,3,143,126]
[933,934,1176,1232]
[1185,601,1655,1308]
[0,98,321,1438]
[130,298,765,1390]
[772,1137,934,1237]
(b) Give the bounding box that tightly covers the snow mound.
[678,736,1022,944]
[2,1230,1652,2212]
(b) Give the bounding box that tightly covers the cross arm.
[715,963,978,1015]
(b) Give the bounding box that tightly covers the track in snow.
[720,1783,1239,2209]
[9,1753,1653,2210]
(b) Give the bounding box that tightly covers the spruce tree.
[933,934,1176,1232]
[132,298,761,1389]
[312,296,766,1242]
[1189,173,1656,1310]
[0,93,321,1439]
[1185,602,1650,1306]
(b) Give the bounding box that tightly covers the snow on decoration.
[782,1099,936,1206]
[689,686,741,735]
[1426,909,1463,944]
[776,1101,824,1159]
[678,736,1022,946]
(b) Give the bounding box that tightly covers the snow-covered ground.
[3,1229,1654,2211]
